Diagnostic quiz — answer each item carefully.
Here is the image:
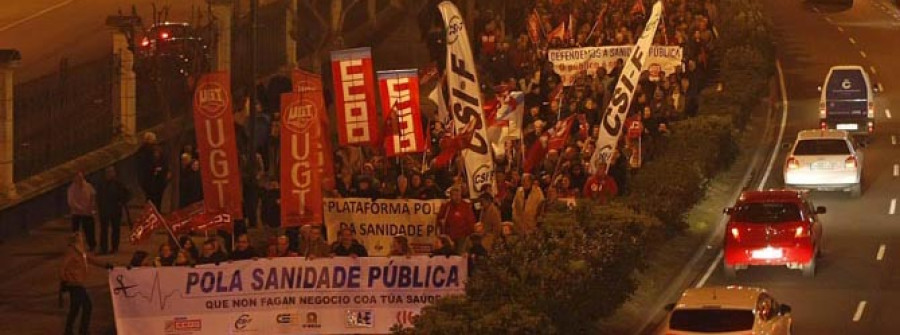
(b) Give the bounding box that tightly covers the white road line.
[695,251,723,288]
[860,51,868,58]
[890,199,896,215]
[838,26,845,32]
[894,164,898,177]
[870,66,878,75]
[825,17,834,23]
[878,83,885,92]
[877,244,886,261]
[759,61,790,191]
[0,0,74,32]
[850,37,857,44]
[887,109,893,119]
[813,6,821,13]
[853,301,867,322]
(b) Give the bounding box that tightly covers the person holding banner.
[59,232,107,335]
[331,228,369,258]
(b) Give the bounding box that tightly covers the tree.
[294,0,364,71]
[395,201,655,334]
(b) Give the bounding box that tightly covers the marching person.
[59,232,106,335]
[512,173,545,234]
[95,167,130,255]
[67,172,97,252]
[436,187,477,254]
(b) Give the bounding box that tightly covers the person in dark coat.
[331,228,369,257]
[430,234,457,257]
[143,146,170,210]
[96,167,131,254]
[178,154,202,208]
[197,239,228,265]
[231,234,258,260]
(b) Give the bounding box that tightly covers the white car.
[784,129,863,197]
[660,286,793,335]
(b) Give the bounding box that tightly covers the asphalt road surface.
[696,0,900,334]
[0,0,203,83]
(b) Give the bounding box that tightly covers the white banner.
[590,1,664,174]
[548,45,683,86]
[324,198,447,256]
[439,1,494,198]
[110,256,467,334]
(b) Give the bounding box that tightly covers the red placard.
[377,70,426,156]
[292,69,335,192]
[331,48,379,146]
[130,201,164,244]
[192,72,243,220]
[280,92,324,227]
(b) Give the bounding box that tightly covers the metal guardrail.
[13,56,116,182]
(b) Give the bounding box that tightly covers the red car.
[723,190,825,277]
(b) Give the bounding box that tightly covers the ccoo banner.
[193,72,243,219]
[331,48,379,147]
[109,256,467,334]
[324,198,447,256]
[377,70,426,156]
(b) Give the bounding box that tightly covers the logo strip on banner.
[438,1,494,198]
[193,72,244,219]
[331,47,379,147]
[281,91,324,227]
[377,69,426,157]
[589,1,663,174]
[108,256,468,335]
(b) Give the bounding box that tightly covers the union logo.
[195,81,229,119]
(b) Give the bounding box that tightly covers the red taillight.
[787,157,800,169]
[160,31,170,39]
[795,226,808,238]
[868,121,874,133]
[730,227,740,241]
[820,121,827,130]
[845,156,858,169]
[140,37,150,47]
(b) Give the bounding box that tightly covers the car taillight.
[868,102,875,118]
[795,226,809,238]
[820,121,827,130]
[160,31,170,39]
[868,121,874,133]
[787,157,800,169]
[140,37,150,47]
[845,156,858,169]
[730,227,740,241]
[819,102,826,118]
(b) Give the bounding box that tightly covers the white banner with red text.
[548,45,682,86]
[109,256,467,334]
[439,1,494,198]
[331,48,379,147]
[324,198,447,256]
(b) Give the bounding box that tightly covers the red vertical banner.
[193,72,243,219]
[292,69,336,192]
[377,69,426,156]
[331,47,379,147]
[280,91,324,227]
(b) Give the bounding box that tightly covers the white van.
[818,65,876,136]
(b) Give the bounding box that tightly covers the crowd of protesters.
[66,0,717,271]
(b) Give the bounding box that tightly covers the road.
[693,0,900,334]
[0,0,203,83]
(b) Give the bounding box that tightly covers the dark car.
[138,22,209,76]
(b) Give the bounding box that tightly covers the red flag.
[418,63,440,86]
[527,10,542,44]
[166,202,205,234]
[377,70,427,156]
[280,92,325,227]
[523,135,549,173]
[331,48,379,147]
[190,212,233,232]
[193,72,244,219]
[548,116,575,151]
[130,201,164,244]
[433,124,475,169]
[548,22,566,41]
[631,0,646,15]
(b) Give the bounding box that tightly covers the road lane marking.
[850,37,857,44]
[759,61,790,191]
[877,244,886,261]
[853,301,867,322]
[697,60,789,289]
[813,6,821,13]
[0,0,74,32]
[825,17,834,23]
[870,66,877,75]
[887,109,893,119]
[890,199,896,215]
[838,26,845,32]
[894,164,898,177]
[878,83,885,92]
[860,51,868,58]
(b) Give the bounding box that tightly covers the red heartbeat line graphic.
[115,272,181,311]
